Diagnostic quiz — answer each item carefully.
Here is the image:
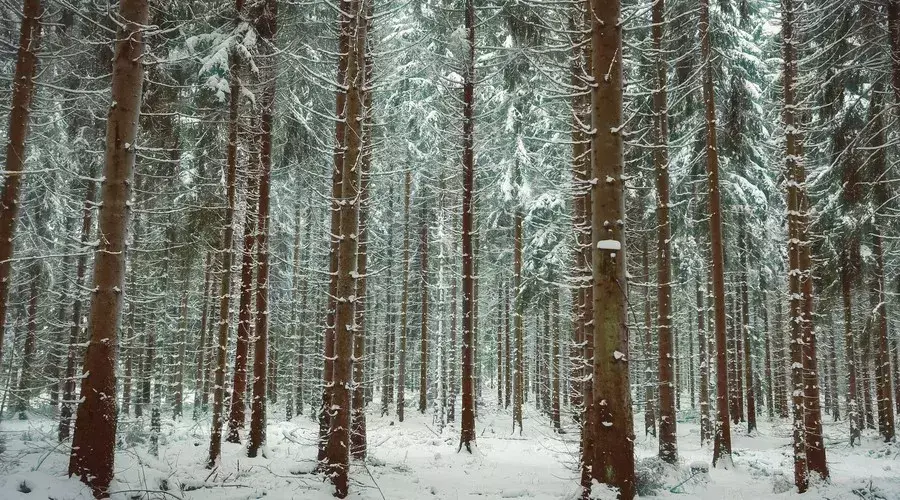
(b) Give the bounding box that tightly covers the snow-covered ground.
[2,400,899,499]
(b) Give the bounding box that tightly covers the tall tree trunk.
[318,0,352,465]
[0,0,43,371]
[458,0,477,452]
[741,227,756,433]
[762,286,774,421]
[14,276,38,418]
[351,32,373,455]
[380,187,396,417]
[248,0,277,457]
[398,171,411,422]
[448,272,457,421]
[208,0,245,467]
[326,0,365,492]
[513,183,524,434]
[700,0,733,469]
[173,287,189,420]
[194,252,213,420]
[552,292,561,431]
[67,0,148,494]
[698,276,712,444]
[227,151,259,443]
[419,202,429,414]
[642,237,655,437]
[505,279,512,409]
[588,0,635,496]
[651,0,676,464]
[497,280,504,407]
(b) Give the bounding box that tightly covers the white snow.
[596,239,621,251]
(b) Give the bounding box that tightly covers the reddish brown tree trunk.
[459,0,477,452]
[588,0,635,496]
[208,0,245,467]
[651,0,676,464]
[326,0,365,493]
[419,202,430,414]
[194,252,213,419]
[398,171,411,422]
[0,0,43,371]
[700,0,733,469]
[351,30,373,455]
[68,0,149,494]
[247,0,277,458]
[318,0,352,464]
[226,152,259,443]
[14,277,38,418]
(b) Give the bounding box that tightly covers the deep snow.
[2,398,900,499]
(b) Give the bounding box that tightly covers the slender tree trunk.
[419,202,430,414]
[227,152,259,443]
[513,187,524,434]
[448,273,457,421]
[173,287,189,420]
[497,280,504,407]
[351,33,373,456]
[398,171,411,422]
[505,280,512,409]
[380,187,396,417]
[208,0,245,467]
[0,0,43,371]
[326,0,365,493]
[194,253,213,420]
[68,1,148,494]
[552,292,561,431]
[14,277,38,418]
[459,0,477,452]
[698,276,712,444]
[762,287,774,421]
[318,0,352,465]
[651,0,676,464]
[741,228,756,433]
[588,0,635,496]
[642,238,656,437]
[247,0,277,457]
[700,0,733,469]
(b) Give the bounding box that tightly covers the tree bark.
[419,202,430,414]
[0,0,43,371]
[398,171,411,422]
[326,0,365,492]
[588,0,635,496]
[208,0,245,467]
[700,0,733,469]
[68,0,149,494]
[459,0,477,452]
[247,0,277,458]
[650,0,676,464]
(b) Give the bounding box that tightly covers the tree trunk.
[208,0,245,467]
[651,0,676,464]
[448,272,457,421]
[0,0,43,371]
[194,252,213,420]
[419,202,429,414]
[698,276,712,444]
[588,0,635,496]
[741,227,756,433]
[351,31,373,456]
[247,0,277,458]
[68,0,148,494]
[173,287,189,420]
[398,171,412,422]
[700,0,733,469]
[380,187,396,417]
[513,190,524,434]
[497,280,504,407]
[326,0,365,492]
[226,149,259,444]
[318,0,352,465]
[642,237,655,437]
[459,0,477,452]
[14,277,38,418]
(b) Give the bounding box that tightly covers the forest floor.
[1,398,900,499]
